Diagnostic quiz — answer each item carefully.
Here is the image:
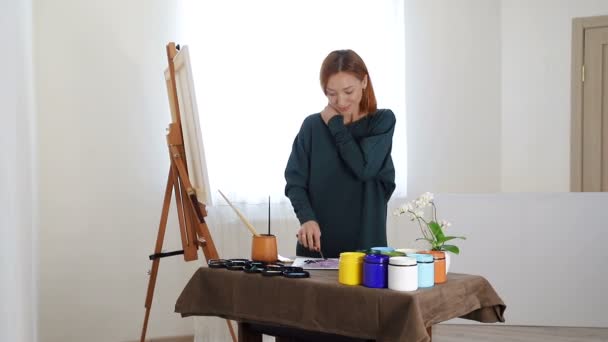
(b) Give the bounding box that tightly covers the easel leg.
[195,220,219,262]
[226,319,237,342]
[171,162,198,261]
[141,170,174,342]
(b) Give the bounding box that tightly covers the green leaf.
[440,245,460,254]
[436,235,466,244]
[427,221,445,240]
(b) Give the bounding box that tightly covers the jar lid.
[395,248,421,255]
[407,253,434,263]
[370,246,395,253]
[339,252,366,263]
[389,256,417,266]
[364,253,390,264]
[382,251,406,257]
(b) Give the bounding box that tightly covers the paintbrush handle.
[218,190,260,237]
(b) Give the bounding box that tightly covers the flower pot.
[420,251,447,284]
[421,250,451,274]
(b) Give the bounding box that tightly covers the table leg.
[275,337,298,342]
[238,322,263,342]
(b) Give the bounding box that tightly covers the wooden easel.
[140,42,237,342]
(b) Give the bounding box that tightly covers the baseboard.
[123,335,194,342]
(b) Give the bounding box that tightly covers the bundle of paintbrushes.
[218,190,277,263]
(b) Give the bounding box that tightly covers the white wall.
[35,1,199,341]
[501,0,608,191]
[406,0,608,193]
[405,0,502,196]
[1,0,37,341]
[30,1,608,341]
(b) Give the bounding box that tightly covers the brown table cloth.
[175,268,506,342]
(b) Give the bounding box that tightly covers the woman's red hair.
[320,49,377,114]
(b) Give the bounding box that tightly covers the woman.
[284,49,396,258]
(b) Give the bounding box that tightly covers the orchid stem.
[410,211,430,240]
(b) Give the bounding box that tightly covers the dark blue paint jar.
[363,254,390,288]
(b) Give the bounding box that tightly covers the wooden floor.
[256,325,608,342]
[431,325,608,342]
[137,325,608,342]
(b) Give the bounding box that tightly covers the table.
[175,268,506,342]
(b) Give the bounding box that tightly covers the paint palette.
[292,257,339,270]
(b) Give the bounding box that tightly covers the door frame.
[571,15,608,191]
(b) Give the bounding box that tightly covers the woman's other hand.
[297,220,322,252]
[321,104,340,125]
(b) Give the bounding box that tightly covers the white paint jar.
[388,256,418,292]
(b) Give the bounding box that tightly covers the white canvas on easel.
[164,45,212,205]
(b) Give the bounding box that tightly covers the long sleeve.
[284,121,316,225]
[327,109,396,182]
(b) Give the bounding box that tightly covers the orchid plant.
[393,192,465,254]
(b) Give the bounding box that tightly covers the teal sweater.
[284,109,396,258]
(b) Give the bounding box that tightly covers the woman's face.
[325,72,368,117]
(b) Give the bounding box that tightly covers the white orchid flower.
[395,192,464,255]
[421,192,434,202]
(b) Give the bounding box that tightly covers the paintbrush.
[217,189,260,237]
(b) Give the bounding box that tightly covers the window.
[178,0,406,204]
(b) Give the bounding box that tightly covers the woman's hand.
[321,104,340,124]
[297,220,322,252]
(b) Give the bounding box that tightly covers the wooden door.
[571,16,608,191]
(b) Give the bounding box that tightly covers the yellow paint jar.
[338,252,366,285]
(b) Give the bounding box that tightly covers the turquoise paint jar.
[371,246,395,254]
[408,253,434,288]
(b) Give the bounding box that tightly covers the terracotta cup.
[251,234,278,263]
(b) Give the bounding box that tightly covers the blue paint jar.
[370,246,395,254]
[408,253,434,288]
[363,254,390,288]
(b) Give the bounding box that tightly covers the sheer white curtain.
[178,0,406,205]
[1,0,37,341]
